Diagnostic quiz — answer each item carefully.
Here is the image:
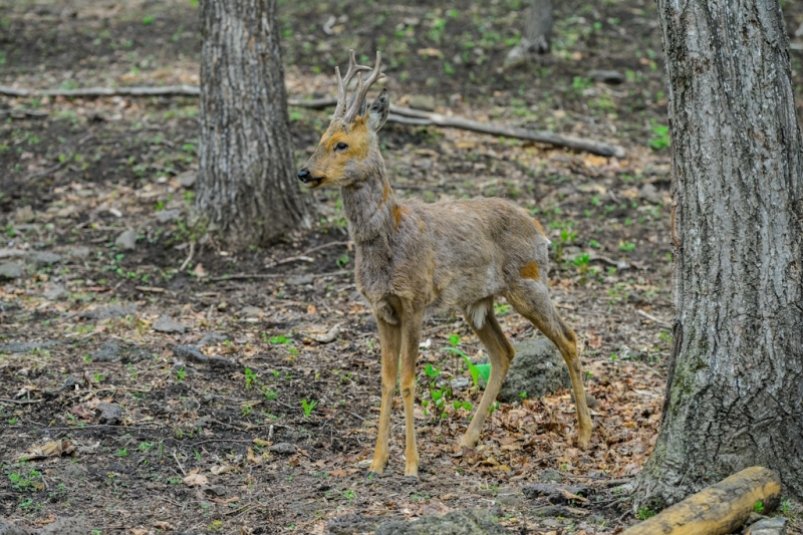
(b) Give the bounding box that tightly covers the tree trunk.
[198,0,311,247]
[525,0,553,54]
[636,0,803,509]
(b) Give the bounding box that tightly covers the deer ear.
[367,88,389,131]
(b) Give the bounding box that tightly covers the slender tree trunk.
[198,0,311,247]
[636,0,803,509]
[525,0,553,54]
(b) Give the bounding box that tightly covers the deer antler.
[344,51,383,123]
[333,50,371,119]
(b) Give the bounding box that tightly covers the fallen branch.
[173,344,238,369]
[622,466,781,535]
[0,84,625,157]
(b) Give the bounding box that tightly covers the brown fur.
[300,52,592,477]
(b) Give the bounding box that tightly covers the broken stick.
[0,85,625,157]
[622,466,781,535]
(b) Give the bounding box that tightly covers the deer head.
[297,51,389,189]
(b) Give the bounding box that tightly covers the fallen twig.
[636,308,671,328]
[0,84,625,156]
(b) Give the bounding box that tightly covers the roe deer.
[297,51,592,477]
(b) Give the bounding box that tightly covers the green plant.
[8,468,43,492]
[572,76,592,92]
[244,367,257,389]
[336,253,350,267]
[301,398,317,418]
[138,441,155,453]
[753,499,765,514]
[619,241,637,253]
[175,367,187,381]
[648,122,671,150]
[116,448,129,458]
[636,506,656,520]
[779,498,793,516]
[262,387,278,401]
[142,15,155,25]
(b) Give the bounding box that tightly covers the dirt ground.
[1,1,802,534]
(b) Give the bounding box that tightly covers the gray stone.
[0,261,25,280]
[0,248,27,259]
[80,303,137,320]
[328,513,377,535]
[0,519,31,535]
[31,251,63,265]
[240,306,263,318]
[92,341,123,362]
[154,315,188,334]
[498,338,570,402]
[115,229,137,251]
[39,516,89,535]
[156,209,181,223]
[197,332,229,346]
[43,283,66,300]
[376,510,506,535]
[745,517,787,535]
[63,245,90,259]
[269,442,297,455]
[177,170,197,188]
[96,403,123,425]
[408,94,437,111]
[0,340,56,353]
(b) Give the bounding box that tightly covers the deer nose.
[297,167,311,183]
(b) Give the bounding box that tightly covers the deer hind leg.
[506,281,592,449]
[460,298,516,449]
[369,312,401,475]
[399,306,423,477]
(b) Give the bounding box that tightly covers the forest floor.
[1,1,802,534]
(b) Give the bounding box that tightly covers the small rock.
[63,245,90,259]
[32,251,63,265]
[80,303,137,320]
[407,94,437,111]
[0,248,27,259]
[39,516,89,535]
[61,375,82,390]
[287,274,314,285]
[328,513,378,535]
[498,338,571,402]
[745,517,788,535]
[115,229,137,251]
[153,315,188,334]
[0,340,56,353]
[43,283,66,300]
[376,510,506,535]
[177,170,197,188]
[197,332,229,346]
[0,261,25,280]
[588,69,625,84]
[240,306,263,318]
[96,403,123,425]
[156,209,181,223]
[14,205,35,223]
[0,519,31,535]
[639,183,663,204]
[269,442,297,455]
[91,341,123,362]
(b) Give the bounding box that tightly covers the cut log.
[622,466,781,535]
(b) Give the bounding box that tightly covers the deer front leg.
[399,309,423,477]
[369,316,400,474]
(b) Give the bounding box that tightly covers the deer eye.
[334,142,348,152]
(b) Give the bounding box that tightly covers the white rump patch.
[467,300,489,330]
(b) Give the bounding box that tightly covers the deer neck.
[340,160,397,246]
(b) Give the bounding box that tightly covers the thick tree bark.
[198,0,311,246]
[635,0,803,509]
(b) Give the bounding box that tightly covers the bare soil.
[1,1,802,534]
